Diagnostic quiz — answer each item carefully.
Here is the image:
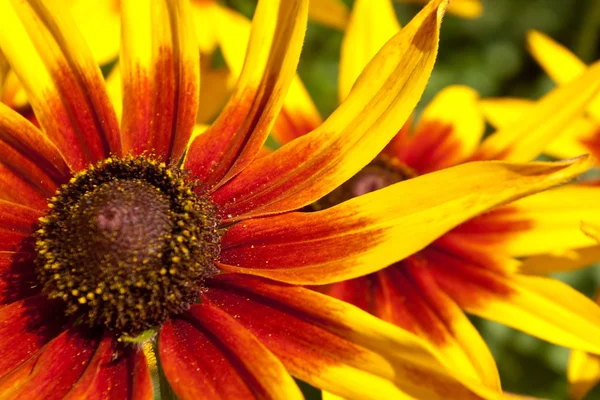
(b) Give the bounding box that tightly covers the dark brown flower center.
[311,156,416,210]
[35,156,221,336]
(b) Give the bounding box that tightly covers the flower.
[481,31,600,276]
[209,0,600,390]
[0,0,592,398]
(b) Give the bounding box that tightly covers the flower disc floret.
[35,155,221,335]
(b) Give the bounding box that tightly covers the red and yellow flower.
[0,0,580,398]
[208,0,600,391]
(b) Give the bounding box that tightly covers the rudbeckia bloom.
[215,0,600,390]
[0,0,593,398]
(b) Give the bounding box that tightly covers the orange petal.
[218,158,593,284]
[184,0,309,187]
[159,304,303,400]
[0,0,121,170]
[120,0,200,162]
[0,327,100,398]
[474,61,600,162]
[212,0,447,219]
[308,0,349,30]
[0,103,70,209]
[205,274,502,399]
[0,251,38,307]
[64,333,153,400]
[0,296,66,380]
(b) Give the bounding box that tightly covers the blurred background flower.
[231,0,600,398]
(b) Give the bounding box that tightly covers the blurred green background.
[229,0,600,399]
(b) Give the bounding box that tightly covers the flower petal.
[68,0,121,65]
[184,0,309,187]
[527,30,586,85]
[208,5,321,145]
[0,327,100,398]
[0,251,38,307]
[0,296,66,380]
[482,184,600,257]
[480,98,595,160]
[380,263,500,389]
[0,0,121,170]
[338,0,400,102]
[159,302,303,400]
[308,0,349,30]
[569,349,600,400]
[430,258,600,354]
[64,333,153,400]
[212,0,447,219]
[205,274,502,400]
[392,85,484,173]
[218,157,594,284]
[120,0,199,162]
[0,103,70,209]
[395,0,483,18]
[0,200,41,253]
[474,61,600,162]
[520,245,600,274]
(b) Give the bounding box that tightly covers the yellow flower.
[0,0,576,398]
[217,0,600,391]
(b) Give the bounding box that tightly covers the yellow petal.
[218,157,594,285]
[120,0,200,162]
[0,0,121,170]
[480,97,596,160]
[104,64,121,123]
[520,245,600,275]
[475,61,600,162]
[208,274,507,400]
[212,5,321,145]
[396,0,483,18]
[569,349,600,400]
[213,0,448,219]
[528,30,600,122]
[190,0,220,54]
[527,30,586,85]
[197,55,232,124]
[416,85,484,165]
[339,0,400,101]
[490,184,600,258]
[456,273,600,355]
[184,0,309,187]
[67,0,121,65]
[308,0,349,30]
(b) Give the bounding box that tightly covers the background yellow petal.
[339,0,400,102]
[528,30,600,122]
[519,245,600,275]
[527,30,586,85]
[481,98,596,160]
[417,85,485,164]
[396,0,483,18]
[493,185,600,257]
[0,0,121,170]
[308,0,349,30]
[474,61,600,162]
[190,1,220,54]
[455,273,600,355]
[568,349,600,400]
[67,0,120,65]
[213,5,321,145]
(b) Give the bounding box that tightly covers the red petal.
[64,333,153,400]
[0,327,101,399]
[159,303,302,400]
[0,104,70,209]
[0,251,38,307]
[0,296,67,380]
